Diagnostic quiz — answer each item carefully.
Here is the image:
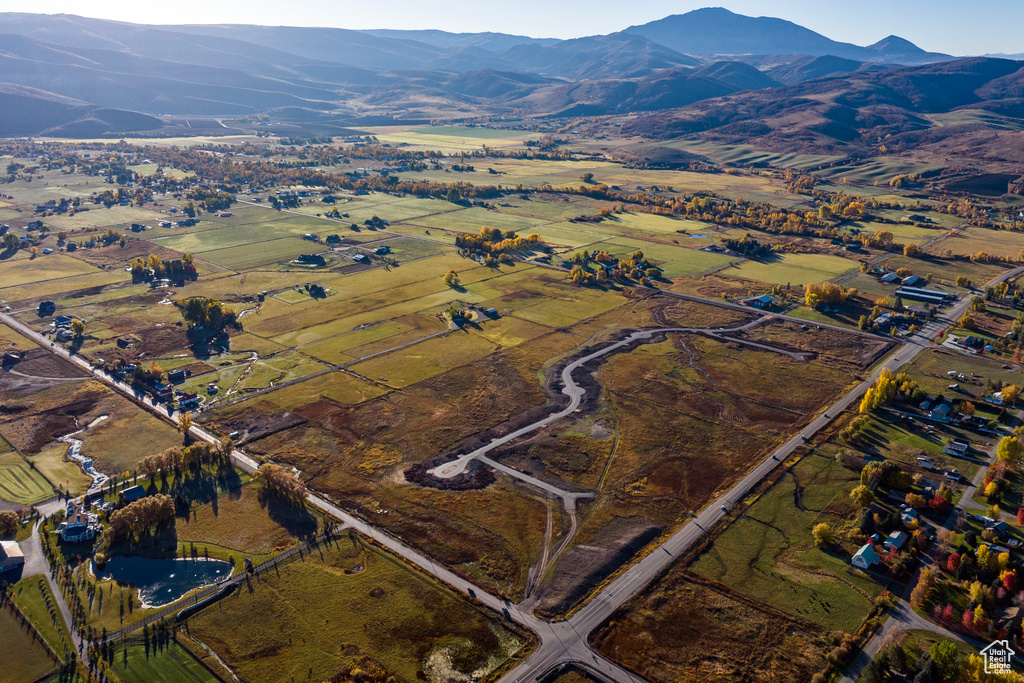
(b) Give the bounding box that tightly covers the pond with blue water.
[93,555,232,607]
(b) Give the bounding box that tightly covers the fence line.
[103,526,341,642]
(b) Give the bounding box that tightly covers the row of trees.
[805,282,854,309]
[453,226,542,254]
[104,494,175,543]
[130,253,197,283]
[176,296,238,330]
[859,367,919,414]
[253,463,306,506]
[136,441,231,479]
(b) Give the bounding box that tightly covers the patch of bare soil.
[176,361,217,378]
[534,516,662,618]
[11,349,90,379]
[592,574,828,683]
[0,381,110,453]
[71,239,181,268]
[221,410,307,445]
[135,325,191,356]
[738,319,894,368]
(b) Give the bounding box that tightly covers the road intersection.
[3,265,1020,683]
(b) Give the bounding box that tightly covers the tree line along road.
[4,264,1022,683]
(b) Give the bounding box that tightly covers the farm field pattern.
[0,118,1018,683]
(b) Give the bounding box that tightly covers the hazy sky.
[4,0,1020,56]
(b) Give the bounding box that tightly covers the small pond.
[93,556,232,607]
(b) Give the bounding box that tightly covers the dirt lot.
[736,319,894,368]
[534,516,661,616]
[593,575,829,683]
[69,238,182,269]
[8,348,91,379]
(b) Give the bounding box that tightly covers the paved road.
[499,266,1024,683]
[841,403,1024,682]
[5,264,1022,683]
[18,519,87,667]
[433,317,790,508]
[0,310,558,656]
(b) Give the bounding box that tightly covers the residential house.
[167,369,190,384]
[372,245,391,255]
[900,506,919,526]
[295,254,326,266]
[57,502,99,543]
[943,440,970,457]
[119,485,147,504]
[179,393,200,410]
[852,544,881,570]
[930,403,952,422]
[353,254,370,264]
[742,295,776,309]
[884,530,908,551]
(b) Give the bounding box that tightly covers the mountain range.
[0,7,1003,141]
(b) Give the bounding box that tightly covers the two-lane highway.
[6,264,1022,683]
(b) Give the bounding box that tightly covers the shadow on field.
[258,493,318,540]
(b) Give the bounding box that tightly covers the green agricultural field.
[350,331,497,387]
[0,270,127,303]
[842,219,945,246]
[174,485,315,563]
[196,237,320,270]
[43,205,165,231]
[519,221,621,250]
[109,640,220,683]
[28,444,92,497]
[723,252,860,286]
[881,255,1009,288]
[0,254,103,289]
[0,606,57,683]
[668,140,845,170]
[691,452,883,631]
[189,540,529,683]
[410,205,551,236]
[0,452,54,505]
[79,410,183,475]
[238,369,388,412]
[11,575,75,663]
[0,322,39,352]
[938,226,1024,259]
[602,238,738,277]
